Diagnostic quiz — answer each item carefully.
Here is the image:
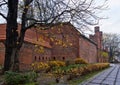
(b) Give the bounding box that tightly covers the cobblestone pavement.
[80,64,120,85]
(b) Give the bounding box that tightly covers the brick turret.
[89,26,104,62]
[90,26,103,50]
[95,26,100,33]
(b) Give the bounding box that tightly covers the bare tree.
[0,0,7,20]
[103,33,120,62]
[23,0,108,30]
[0,0,107,71]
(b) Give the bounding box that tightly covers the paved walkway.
[81,64,120,85]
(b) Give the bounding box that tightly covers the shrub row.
[31,62,50,72]
[31,58,88,72]
[53,63,110,79]
[74,58,88,64]
[48,60,66,68]
[31,60,65,72]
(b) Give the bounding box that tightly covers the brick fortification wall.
[19,42,51,71]
[0,23,105,71]
[0,24,52,71]
[46,23,80,61]
[0,42,5,65]
[79,35,97,63]
[89,26,108,62]
[44,23,98,63]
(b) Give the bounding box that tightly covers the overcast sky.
[0,0,120,34]
[97,0,120,34]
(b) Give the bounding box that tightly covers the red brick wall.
[79,36,97,63]
[89,26,102,50]
[19,43,33,71]
[89,26,108,63]
[0,24,6,41]
[0,41,51,71]
[47,23,79,61]
[33,47,51,62]
[19,42,52,71]
[0,42,5,65]
[0,23,102,70]
[43,23,98,63]
[0,24,52,71]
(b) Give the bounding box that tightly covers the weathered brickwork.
[89,26,108,62]
[46,23,80,61]
[0,42,5,65]
[79,35,97,63]
[19,42,51,71]
[44,23,98,63]
[0,24,52,71]
[0,23,108,71]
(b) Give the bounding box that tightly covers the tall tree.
[4,0,18,71]
[102,33,120,62]
[0,0,107,71]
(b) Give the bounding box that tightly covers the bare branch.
[0,2,7,7]
[17,0,108,31]
[0,12,7,20]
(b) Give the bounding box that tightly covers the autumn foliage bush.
[31,60,109,83]
[74,57,88,64]
[31,61,65,72]
[31,62,50,72]
[31,59,109,82]
[47,60,66,68]
[80,63,109,75]
[53,63,110,80]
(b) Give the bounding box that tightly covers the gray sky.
[0,0,120,34]
[97,0,120,34]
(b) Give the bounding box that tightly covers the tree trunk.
[3,0,18,72]
[4,0,33,72]
[10,48,19,71]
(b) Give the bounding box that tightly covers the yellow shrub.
[52,63,110,80]
[101,51,109,58]
[69,63,109,77]
[31,62,50,72]
[47,61,66,68]
[74,58,88,64]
